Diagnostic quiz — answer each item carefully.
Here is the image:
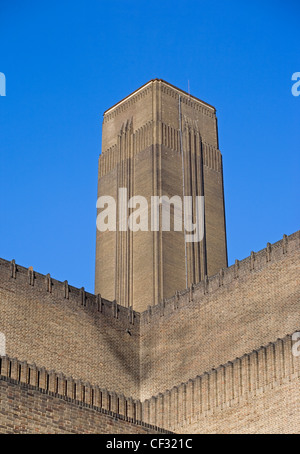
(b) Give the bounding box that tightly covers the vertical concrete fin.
[10,259,16,279]
[64,280,69,299]
[28,266,34,286]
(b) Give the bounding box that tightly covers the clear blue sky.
[0,0,299,293]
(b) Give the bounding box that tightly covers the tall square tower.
[95,79,227,312]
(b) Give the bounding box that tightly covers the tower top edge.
[103,79,216,116]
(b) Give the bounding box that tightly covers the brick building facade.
[0,80,299,433]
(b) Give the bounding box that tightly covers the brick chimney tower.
[95,79,227,312]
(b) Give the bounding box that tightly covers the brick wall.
[140,231,300,399]
[0,230,299,433]
[2,330,299,433]
[184,376,300,434]
[0,369,167,434]
[140,331,300,433]
[0,259,140,398]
